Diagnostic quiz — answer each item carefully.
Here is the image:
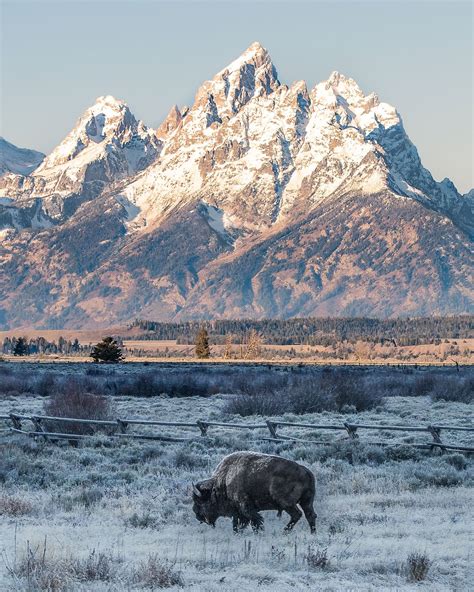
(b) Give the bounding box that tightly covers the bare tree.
[223,334,233,360]
[244,329,262,359]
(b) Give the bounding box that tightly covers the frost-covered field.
[0,364,473,591]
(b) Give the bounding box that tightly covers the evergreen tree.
[90,336,124,363]
[195,327,211,359]
[13,337,29,356]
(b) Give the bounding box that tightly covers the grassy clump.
[7,541,182,590]
[0,494,33,516]
[406,552,431,582]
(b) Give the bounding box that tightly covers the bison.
[192,451,316,533]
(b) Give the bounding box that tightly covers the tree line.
[128,315,474,346]
[3,336,125,363]
[2,336,88,356]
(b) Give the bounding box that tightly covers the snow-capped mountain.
[0,42,472,328]
[112,42,472,237]
[0,96,161,226]
[0,137,44,176]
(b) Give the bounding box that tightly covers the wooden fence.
[0,412,473,452]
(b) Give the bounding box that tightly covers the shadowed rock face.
[0,42,472,328]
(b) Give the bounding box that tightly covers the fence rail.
[1,412,473,452]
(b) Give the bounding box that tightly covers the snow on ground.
[0,365,472,591]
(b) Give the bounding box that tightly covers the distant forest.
[128,316,474,346]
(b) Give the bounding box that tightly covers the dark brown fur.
[192,451,316,533]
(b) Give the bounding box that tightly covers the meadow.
[0,363,472,591]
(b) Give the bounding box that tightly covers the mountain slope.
[0,42,472,328]
[0,137,44,176]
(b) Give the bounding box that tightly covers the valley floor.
[0,376,473,591]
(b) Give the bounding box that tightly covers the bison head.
[192,480,218,527]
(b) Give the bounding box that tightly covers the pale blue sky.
[1,0,473,192]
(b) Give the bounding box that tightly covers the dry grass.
[0,495,33,517]
[406,552,431,582]
[5,539,182,591]
[304,546,329,570]
[131,555,184,589]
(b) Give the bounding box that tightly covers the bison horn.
[192,483,202,497]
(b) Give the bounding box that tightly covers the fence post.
[266,420,278,439]
[196,420,208,436]
[427,425,444,451]
[9,413,22,430]
[344,423,359,439]
[31,416,50,442]
[117,419,128,434]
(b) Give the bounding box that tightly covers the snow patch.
[115,194,140,221]
[200,201,236,241]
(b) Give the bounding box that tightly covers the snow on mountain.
[0,137,44,176]
[0,96,161,226]
[0,42,472,327]
[117,45,471,238]
[35,95,160,174]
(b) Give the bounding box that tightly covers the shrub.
[0,375,36,396]
[430,376,474,403]
[223,370,383,416]
[43,381,115,435]
[412,375,435,396]
[73,550,114,582]
[127,511,159,529]
[223,392,287,416]
[8,543,117,591]
[113,372,221,398]
[0,495,33,516]
[406,552,431,582]
[444,453,467,471]
[305,545,329,569]
[36,373,57,397]
[131,555,183,588]
[8,542,71,591]
[410,463,463,488]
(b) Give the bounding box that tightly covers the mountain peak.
[156,104,182,139]
[87,95,129,119]
[325,71,364,97]
[32,93,160,177]
[181,42,280,131]
[93,94,125,106]
[241,40,268,59]
[222,41,276,78]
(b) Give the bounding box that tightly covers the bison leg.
[240,501,264,532]
[299,490,317,534]
[250,513,264,532]
[283,506,302,532]
[232,515,239,533]
[233,514,250,533]
[301,503,317,534]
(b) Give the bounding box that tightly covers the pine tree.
[13,337,29,356]
[90,337,124,363]
[195,327,211,359]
